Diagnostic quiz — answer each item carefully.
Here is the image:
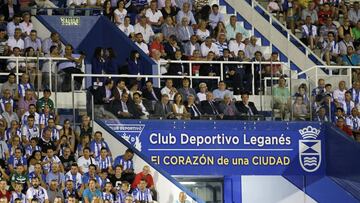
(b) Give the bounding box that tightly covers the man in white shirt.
[228,32,245,57]
[7,28,24,50]
[161,78,178,101]
[200,37,220,57]
[245,36,261,59]
[134,16,155,43]
[135,33,149,55]
[209,4,224,29]
[26,176,49,203]
[19,12,33,36]
[322,32,340,65]
[118,16,134,37]
[333,80,347,104]
[21,115,40,144]
[77,147,96,174]
[145,0,164,33]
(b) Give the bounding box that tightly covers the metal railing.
[157,60,292,95]
[70,73,221,126]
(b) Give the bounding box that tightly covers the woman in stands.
[161,0,178,23]
[292,95,309,120]
[212,21,226,40]
[76,134,90,158]
[27,150,42,173]
[91,47,106,83]
[114,0,127,25]
[196,20,210,42]
[104,47,118,74]
[59,119,75,153]
[172,93,190,120]
[103,0,114,21]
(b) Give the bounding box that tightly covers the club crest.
[299,126,321,172]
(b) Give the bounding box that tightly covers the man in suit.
[236,91,259,117]
[201,92,221,117]
[142,80,161,101]
[112,79,129,101]
[95,79,115,105]
[218,94,240,120]
[183,35,200,56]
[186,94,203,119]
[153,94,174,119]
[176,17,194,43]
[167,50,189,87]
[110,92,139,118]
[164,35,184,60]
[133,92,152,119]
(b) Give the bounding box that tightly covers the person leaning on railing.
[57,44,85,92]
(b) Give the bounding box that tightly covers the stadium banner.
[102,120,325,175]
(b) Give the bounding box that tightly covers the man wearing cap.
[36,89,54,113]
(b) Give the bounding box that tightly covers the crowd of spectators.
[0,71,174,202]
[267,0,360,66]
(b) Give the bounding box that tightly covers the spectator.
[135,33,149,55]
[77,147,96,174]
[18,89,36,117]
[212,21,226,40]
[134,16,154,43]
[183,34,200,56]
[59,146,76,172]
[103,0,114,21]
[7,28,24,51]
[336,117,353,137]
[42,32,63,55]
[200,37,219,57]
[225,66,243,95]
[91,47,106,83]
[2,102,18,125]
[89,131,110,158]
[301,15,318,50]
[113,149,135,184]
[6,14,21,37]
[1,73,17,98]
[228,33,245,57]
[153,94,174,118]
[213,81,233,101]
[58,44,85,92]
[236,91,258,116]
[176,2,196,25]
[21,115,39,145]
[245,36,261,59]
[6,47,26,73]
[349,2,360,26]
[142,80,161,101]
[301,2,318,24]
[172,93,189,119]
[146,0,164,33]
[26,176,49,203]
[178,78,197,101]
[339,33,354,56]
[196,20,210,42]
[342,91,355,116]
[150,33,166,57]
[209,4,224,29]
[131,166,154,190]
[114,0,127,25]
[272,76,290,120]
[186,94,203,119]
[201,92,220,117]
[0,88,15,113]
[319,17,338,42]
[176,17,194,43]
[342,46,360,66]
[65,163,82,190]
[161,78,178,100]
[24,30,42,53]
[218,94,240,119]
[350,81,360,106]
[352,21,360,42]
[162,16,177,41]
[175,192,190,203]
[333,80,347,103]
[322,32,340,65]
[338,19,353,41]
[314,106,329,122]
[226,15,249,40]
[82,179,102,203]
[215,33,228,57]
[164,35,184,59]
[63,180,80,201]
[19,13,33,36]
[95,148,113,173]
[318,3,333,26]
[132,179,153,203]
[167,50,189,82]
[346,108,360,135]
[161,0,178,22]
[292,95,309,120]
[1,0,20,22]
[46,162,65,188]
[118,16,135,37]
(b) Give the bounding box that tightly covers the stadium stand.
[0,0,359,202]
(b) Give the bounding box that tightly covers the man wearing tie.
[153,94,174,119]
[186,95,203,119]
[201,92,221,117]
[142,80,161,101]
[111,92,137,118]
[235,91,259,118]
